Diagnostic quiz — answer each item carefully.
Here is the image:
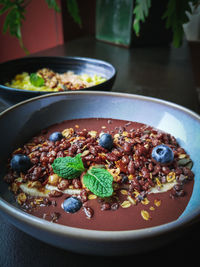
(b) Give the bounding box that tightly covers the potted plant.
[0,0,200,51]
[133,0,200,47]
[0,0,81,53]
[96,0,200,47]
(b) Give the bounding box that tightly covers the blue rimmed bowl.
[0,91,200,255]
[0,56,116,105]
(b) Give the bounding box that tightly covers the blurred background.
[0,0,200,64]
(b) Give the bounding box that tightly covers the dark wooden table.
[0,37,200,266]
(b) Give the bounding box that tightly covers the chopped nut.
[48,174,60,186]
[122,131,128,136]
[17,193,27,205]
[49,190,63,197]
[128,174,134,180]
[111,202,119,211]
[57,179,69,191]
[166,172,176,182]
[11,182,20,194]
[144,143,149,149]
[62,128,74,138]
[34,198,44,205]
[101,202,111,210]
[50,212,60,223]
[83,206,94,219]
[88,131,97,138]
[114,133,120,139]
[107,167,121,182]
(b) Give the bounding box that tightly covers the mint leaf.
[30,73,44,87]
[83,167,113,197]
[52,154,85,179]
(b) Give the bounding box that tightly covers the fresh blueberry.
[152,144,174,164]
[99,133,113,150]
[49,132,63,142]
[11,154,31,172]
[62,197,82,213]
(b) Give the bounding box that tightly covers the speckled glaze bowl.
[0,56,116,105]
[0,91,200,255]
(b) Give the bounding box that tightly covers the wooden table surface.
[0,37,200,266]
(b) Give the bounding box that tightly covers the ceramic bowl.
[0,91,200,255]
[0,56,116,105]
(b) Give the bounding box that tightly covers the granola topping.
[5,68,106,92]
[4,118,194,231]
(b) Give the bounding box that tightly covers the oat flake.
[121,200,131,208]
[154,199,161,207]
[141,210,151,220]
[88,194,97,200]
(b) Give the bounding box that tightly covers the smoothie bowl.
[0,56,116,105]
[0,91,200,255]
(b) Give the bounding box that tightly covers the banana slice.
[19,183,81,197]
[148,181,176,194]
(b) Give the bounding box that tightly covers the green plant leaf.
[45,0,60,12]
[66,0,82,27]
[133,0,151,36]
[52,154,85,179]
[0,0,82,54]
[0,3,12,16]
[30,73,45,87]
[0,1,28,52]
[162,0,193,48]
[83,167,113,197]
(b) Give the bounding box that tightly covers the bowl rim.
[0,56,116,94]
[0,91,200,242]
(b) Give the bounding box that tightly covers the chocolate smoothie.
[4,118,194,231]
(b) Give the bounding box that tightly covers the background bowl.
[0,91,200,255]
[0,56,116,105]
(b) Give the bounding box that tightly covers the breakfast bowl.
[0,91,200,255]
[0,56,116,105]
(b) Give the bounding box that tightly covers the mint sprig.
[52,154,114,197]
[30,73,45,87]
[52,154,85,179]
[83,167,113,197]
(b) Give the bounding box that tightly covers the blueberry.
[152,144,174,164]
[99,133,113,150]
[49,132,63,142]
[11,154,31,172]
[62,197,82,213]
